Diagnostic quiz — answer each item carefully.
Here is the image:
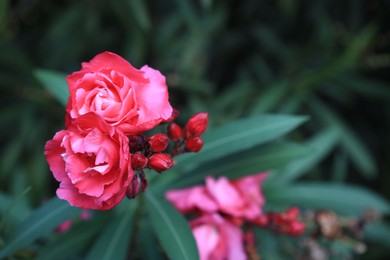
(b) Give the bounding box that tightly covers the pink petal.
[44,130,68,182]
[205,177,245,214]
[192,224,219,260]
[165,186,218,214]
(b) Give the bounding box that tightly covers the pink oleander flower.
[190,213,246,260]
[165,173,268,221]
[45,113,133,210]
[65,51,173,135]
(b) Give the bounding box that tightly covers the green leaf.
[309,98,377,178]
[0,190,31,228]
[265,183,390,215]
[128,0,151,31]
[175,114,308,172]
[169,141,311,189]
[86,202,136,260]
[145,190,199,260]
[0,197,81,258]
[34,69,68,106]
[268,127,340,184]
[365,222,390,248]
[137,218,165,260]
[335,76,390,100]
[38,214,108,260]
[250,81,289,114]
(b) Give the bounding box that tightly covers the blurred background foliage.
[1,0,390,258]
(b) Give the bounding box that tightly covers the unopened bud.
[141,175,148,192]
[185,137,204,152]
[286,207,300,221]
[168,123,183,142]
[148,153,174,173]
[287,220,305,236]
[127,175,141,199]
[184,112,208,139]
[128,134,147,153]
[148,134,169,153]
[253,214,269,227]
[131,152,148,170]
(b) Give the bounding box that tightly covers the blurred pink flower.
[56,219,72,233]
[165,172,268,221]
[190,214,246,260]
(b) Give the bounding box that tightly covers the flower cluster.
[166,174,306,260]
[255,207,306,236]
[44,51,208,210]
[166,173,267,260]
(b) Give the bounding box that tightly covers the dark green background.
[1,0,389,258]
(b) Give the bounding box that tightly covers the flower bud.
[185,137,204,152]
[141,175,148,192]
[184,112,208,139]
[148,153,174,173]
[168,123,183,142]
[126,175,141,199]
[253,214,269,227]
[287,221,305,236]
[148,133,169,153]
[286,207,300,221]
[128,134,147,153]
[131,152,148,170]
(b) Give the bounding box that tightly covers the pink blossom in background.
[165,186,219,214]
[165,172,268,221]
[45,113,133,210]
[190,214,246,260]
[65,51,173,135]
[56,219,72,233]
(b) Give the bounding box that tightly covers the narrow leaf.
[0,198,81,258]
[365,222,390,248]
[34,69,68,106]
[86,202,136,260]
[145,190,199,260]
[268,127,340,184]
[309,98,376,178]
[38,215,108,260]
[265,183,390,215]
[169,141,311,189]
[250,81,288,114]
[176,114,308,172]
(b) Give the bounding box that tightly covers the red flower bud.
[287,221,305,236]
[126,175,141,199]
[148,153,174,173]
[168,123,183,142]
[185,137,204,152]
[141,175,148,192]
[131,152,148,170]
[253,214,269,227]
[148,133,169,153]
[184,112,208,139]
[128,134,147,153]
[286,207,300,221]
